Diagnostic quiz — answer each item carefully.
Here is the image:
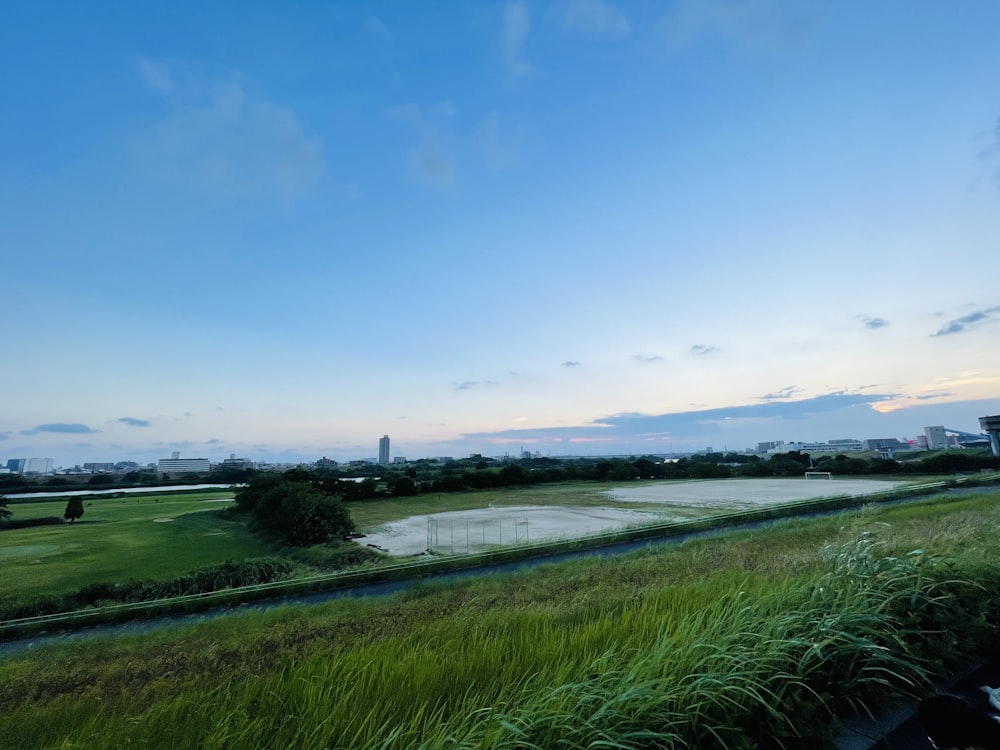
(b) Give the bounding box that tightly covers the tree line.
[357,450,999,495]
[231,449,1000,508]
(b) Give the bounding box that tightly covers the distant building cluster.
[4,417,998,475]
[0,452,256,477]
[4,458,53,474]
[755,425,992,458]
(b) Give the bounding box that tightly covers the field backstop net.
[427,517,531,555]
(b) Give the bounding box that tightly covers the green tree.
[498,464,530,485]
[388,475,418,496]
[64,496,85,523]
[0,495,11,524]
[739,459,772,477]
[234,475,355,546]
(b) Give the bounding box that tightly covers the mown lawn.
[1,492,271,603]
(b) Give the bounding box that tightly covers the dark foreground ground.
[838,657,1000,749]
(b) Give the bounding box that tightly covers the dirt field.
[607,477,907,506]
[356,478,908,556]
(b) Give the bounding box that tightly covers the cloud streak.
[689,344,717,356]
[464,391,895,445]
[21,423,98,436]
[454,380,498,391]
[632,353,665,365]
[760,386,800,401]
[118,417,151,428]
[931,306,1000,337]
[857,315,889,329]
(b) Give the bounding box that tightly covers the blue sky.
[2,0,999,466]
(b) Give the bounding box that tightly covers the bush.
[0,516,64,531]
[0,558,297,620]
[286,543,385,570]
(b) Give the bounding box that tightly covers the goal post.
[804,471,833,479]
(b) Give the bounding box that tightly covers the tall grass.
[6,493,1000,750]
[5,530,988,750]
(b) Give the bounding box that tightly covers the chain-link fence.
[427,517,531,554]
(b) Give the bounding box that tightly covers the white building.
[157,457,211,474]
[767,440,863,454]
[25,457,54,474]
[7,457,55,474]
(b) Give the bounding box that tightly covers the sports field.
[356,477,909,555]
[1,491,268,602]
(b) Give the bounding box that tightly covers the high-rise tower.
[378,435,390,465]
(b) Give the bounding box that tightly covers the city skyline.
[4,405,997,470]
[2,2,999,466]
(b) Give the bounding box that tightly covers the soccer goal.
[804,471,833,480]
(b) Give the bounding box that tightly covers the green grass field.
[1,491,273,603]
[3,484,637,607]
[2,489,1000,749]
[0,478,940,608]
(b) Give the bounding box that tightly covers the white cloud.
[391,102,459,188]
[364,16,392,41]
[659,0,825,53]
[409,131,456,188]
[138,58,173,92]
[556,0,630,39]
[502,0,532,77]
[136,61,324,199]
[476,112,526,170]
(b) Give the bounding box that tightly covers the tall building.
[378,435,390,465]
[924,426,949,450]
